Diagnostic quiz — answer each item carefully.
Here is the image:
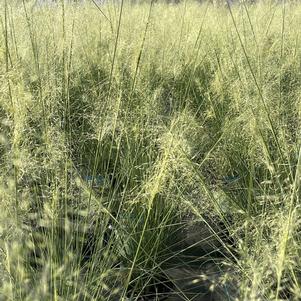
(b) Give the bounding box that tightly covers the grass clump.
[1,0,301,300]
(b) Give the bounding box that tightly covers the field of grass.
[1,0,301,300]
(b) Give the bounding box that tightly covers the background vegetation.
[1,0,301,300]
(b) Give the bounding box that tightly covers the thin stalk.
[131,0,155,94]
[88,0,125,211]
[75,2,125,298]
[122,146,170,299]
[91,0,113,32]
[4,0,18,223]
[22,0,48,144]
[9,6,19,62]
[279,0,286,116]
[226,1,289,179]
[276,144,301,300]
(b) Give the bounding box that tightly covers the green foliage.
[1,1,301,300]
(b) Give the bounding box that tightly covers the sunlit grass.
[1,0,301,300]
